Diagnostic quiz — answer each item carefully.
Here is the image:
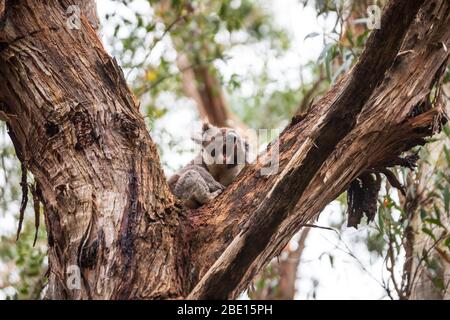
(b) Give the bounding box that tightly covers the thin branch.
[126,11,188,79]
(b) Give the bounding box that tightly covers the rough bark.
[187,0,448,299]
[0,0,448,300]
[78,0,100,34]
[0,0,186,299]
[177,25,308,298]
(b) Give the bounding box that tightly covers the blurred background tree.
[0,0,448,299]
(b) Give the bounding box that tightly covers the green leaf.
[434,204,441,220]
[424,218,444,228]
[444,236,450,249]
[432,277,445,290]
[318,43,334,64]
[443,187,450,214]
[443,124,450,138]
[444,146,450,166]
[377,207,385,233]
[420,208,427,220]
[304,32,320,40]
[328,254,334,267]
[422,227,437,241]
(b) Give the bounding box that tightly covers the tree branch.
[188,0,449,299]
[0,0,184,299]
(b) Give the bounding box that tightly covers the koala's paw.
[217,182,226,191]
[209,189,223,200]
[210,181,225,192]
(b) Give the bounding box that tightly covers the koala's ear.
[202,122,211,132]
[191,132,203,144]
[244,141,251,164]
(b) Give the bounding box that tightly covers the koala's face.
[198,123,248,167]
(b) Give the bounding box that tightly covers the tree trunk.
[0,0,448,299]
[177,54,230,128]
[0,0,186,299]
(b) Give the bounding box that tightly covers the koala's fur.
[168,123,249,209]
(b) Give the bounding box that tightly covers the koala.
[168,123,249,209]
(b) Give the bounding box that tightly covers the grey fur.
[168,124,248,209]
[168,159,225,209]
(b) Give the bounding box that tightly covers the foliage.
[370,127,450,299]
[0,123,47,299]
[101,0,290,129]
[0,219,47,300]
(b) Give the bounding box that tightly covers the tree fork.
[187,0,449,299]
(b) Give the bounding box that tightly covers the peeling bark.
[187,0,449,299]
[0,0,186,299]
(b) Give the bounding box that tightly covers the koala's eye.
[211,149,216,157]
